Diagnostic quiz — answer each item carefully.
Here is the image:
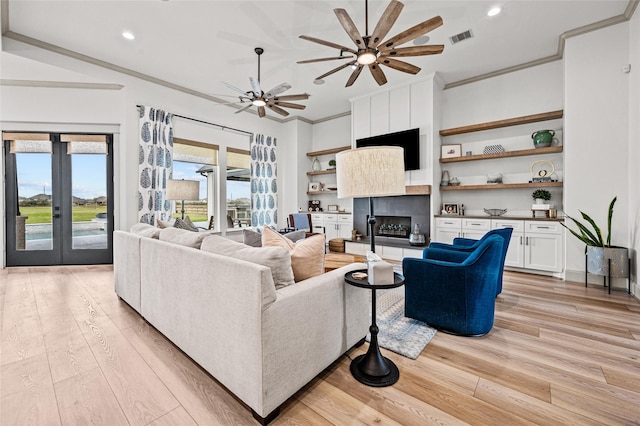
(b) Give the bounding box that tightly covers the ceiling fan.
[297,0,444,87]
[222,47,309,118]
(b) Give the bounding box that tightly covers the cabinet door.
[352,97,371,140]
[324,222,339,241]
[337,223,353,239]
[311,214,325,233]
[462,230,486,240]
[504,233,525,268]
[346,241,366,256]
[380,245,403,261]
[525,233,563,272]
[435,229,460,244]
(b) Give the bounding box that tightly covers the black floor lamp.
[166,179,200,219]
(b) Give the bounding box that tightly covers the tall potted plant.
[561,196,628,281]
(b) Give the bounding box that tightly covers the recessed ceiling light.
[487,7,502,17]
[122,31,135,40]
[413,35,430,46]
[313,79,325,85]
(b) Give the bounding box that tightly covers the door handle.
[520,236,523,245]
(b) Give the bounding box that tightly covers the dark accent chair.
[288,213,322,237]
[403,234,504,336]
[428,227,513,295]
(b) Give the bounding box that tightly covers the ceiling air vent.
[449,29,473,45]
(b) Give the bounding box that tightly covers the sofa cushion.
[201,235,295,289]
[262,226,325,282]
[243,228,306,247]
[130,223,161,239]
[159,227,209,249]
[174,216,198,232]
[156,218,173,229]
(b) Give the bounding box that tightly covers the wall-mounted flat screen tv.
[356,128,420,171]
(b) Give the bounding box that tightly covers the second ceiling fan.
[298,0,444,87]
[222,48,310,118]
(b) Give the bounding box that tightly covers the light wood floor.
[1,266,639,425]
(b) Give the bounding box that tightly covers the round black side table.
[345,269,405,387]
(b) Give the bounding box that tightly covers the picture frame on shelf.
[327,204,338,211]
[308,182,321,192]
[441,144,462,159]
[443,203,459,215]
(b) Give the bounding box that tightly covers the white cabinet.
[311,213,326,234]
[434,217,491,244]
[323,214,352,240]
[434,217,461,244]
[492,219,563,273]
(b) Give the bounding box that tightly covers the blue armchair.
[428,227,513,295]
[403,235,504,336]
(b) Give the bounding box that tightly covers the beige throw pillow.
[262,226,325,282]
[200,235,295,289]
[159,227,209,249]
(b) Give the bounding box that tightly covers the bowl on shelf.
[484,208,507,216]
[449,177,460,186]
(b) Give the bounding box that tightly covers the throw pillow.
[243,228,306,247]
[130,223,161,239]
[156,218,173,229]
[262,226,325,282]
[159,227,209,249]
[242,228,263,247]
[200,235,295,289]
[174,217,198,232]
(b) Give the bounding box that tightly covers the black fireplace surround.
[353,194,430,244]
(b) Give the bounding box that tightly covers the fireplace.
[354,194,430,243]
[367,215,411,239]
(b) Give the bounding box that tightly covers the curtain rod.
[136,105,254,138]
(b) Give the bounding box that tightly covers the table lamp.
[336,146,406,253]
[166,179,200,219]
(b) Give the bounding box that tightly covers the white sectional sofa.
[113,227,368,424]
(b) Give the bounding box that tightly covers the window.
[226,148,251,228]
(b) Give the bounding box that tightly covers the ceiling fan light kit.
[221,47,309,118]
[298,0,445,87]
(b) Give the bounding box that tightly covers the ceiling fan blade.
[378,57,421,74]
[268,101,306,110]
[334,8,365,48]
[249,76,262,97]
[264,83,291,99]
[368,63,388,86]
[317,60,357,80]
[267,104,290,117]
[370,0,404,46]
[222,81,250,97]
[234,103,253,114]
[258,105,266,118]
[346,65,363,87]
[299,35,357,55]
[380,45,445,57]
[379,15,443,50]
[274,93,310,101]
[297,56,353,64]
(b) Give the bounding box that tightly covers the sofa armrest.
[258,263,369,416]
[113,230,142,313]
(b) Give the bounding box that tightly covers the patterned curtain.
[138,106,173,224]
[251,134,277,227]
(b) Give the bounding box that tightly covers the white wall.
[564,23,630,288]
[440,62,564,217]
[628,10,640,296]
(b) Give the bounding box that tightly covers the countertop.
[434,214,564,222]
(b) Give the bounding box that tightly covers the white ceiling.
[3,0,633,122]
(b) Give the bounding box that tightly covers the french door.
[4,132,114,266]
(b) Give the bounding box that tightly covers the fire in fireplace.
[367,215,412,239]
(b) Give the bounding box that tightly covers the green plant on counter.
[532,189,551,201]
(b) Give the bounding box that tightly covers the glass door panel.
[69,142,108,250]
[15,150,54,251]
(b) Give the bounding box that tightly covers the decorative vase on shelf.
[441,170,450,186]
[409,224,426,246]
[312,157,321,172]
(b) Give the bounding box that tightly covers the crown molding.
[1,79,123,90]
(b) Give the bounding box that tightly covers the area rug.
[366,286,437,360]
